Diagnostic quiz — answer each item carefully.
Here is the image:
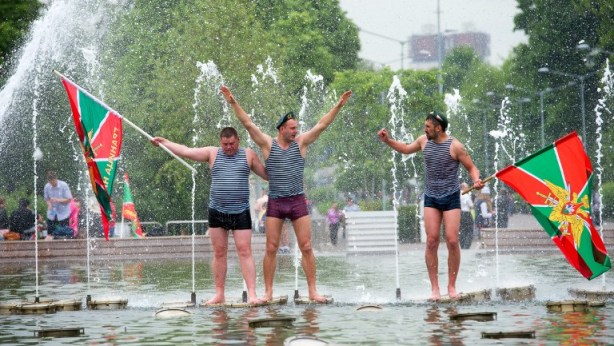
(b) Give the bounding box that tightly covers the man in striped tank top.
[151,127,267,305]
[221,85,352,303]
[378,112,485,301]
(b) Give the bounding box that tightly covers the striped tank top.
[208,148,250,213]
[423,137,460,198]
[266,139,305,199]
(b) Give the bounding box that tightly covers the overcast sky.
[339,0,528,70]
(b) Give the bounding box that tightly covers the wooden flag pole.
[461,174,496,195]
[53,70,197,174]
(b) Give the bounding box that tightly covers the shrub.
[398,204,420,243]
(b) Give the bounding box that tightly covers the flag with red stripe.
[122,172,144,238]
[60,76,123,240]
[496,132,610,279]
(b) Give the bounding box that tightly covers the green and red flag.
[496,132,610,279]
[60,76,123,240]
[122,172,144,238]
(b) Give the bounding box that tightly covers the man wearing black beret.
[221,85,352,303]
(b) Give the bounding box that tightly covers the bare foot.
[204,294,224,305]
[309,293,328,303]
[429,288,441,301]
[261,292,273,303]
[248,297,263,305]
[448,286,459,299]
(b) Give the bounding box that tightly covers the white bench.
[344,211,398,254]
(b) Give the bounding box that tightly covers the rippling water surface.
[1,246,613,345]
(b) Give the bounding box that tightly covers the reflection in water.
[545,309,607,345]
[300,307,320,334]
[424,306,464,346]
[1,256,614,344]
[210,307,259,344]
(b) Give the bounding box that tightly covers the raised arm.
[151,137,212,163]
[220,86,271,150]
[299,90,352,147]
[377,129,424,155]
[246,148,268,181]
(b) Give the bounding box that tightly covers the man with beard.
[378,112,484,300]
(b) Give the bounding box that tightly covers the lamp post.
[538,87,552,147]
[577,43,614,56]
[472,97,501,172]
[360,29,407,70]
[437,0,443,94]
[538,67,598,145]
[505,84,532,120]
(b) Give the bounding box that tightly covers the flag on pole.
[60,76,123,240]
[122,172,144,238]
[496,132,610,279]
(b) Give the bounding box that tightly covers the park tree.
[101,0,361,222]
[511,0,604,151]
[0,0,43,80]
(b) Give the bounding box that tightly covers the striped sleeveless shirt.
[423,137,460,198]
[266,139,305,199]
[209,148,250,214]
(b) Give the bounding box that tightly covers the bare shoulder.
[450,138,468,158]
[415,134,428,148]
[244,147,258,157]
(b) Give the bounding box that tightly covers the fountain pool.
[2,246,614,345]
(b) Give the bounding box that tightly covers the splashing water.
[386,75,410,294]
[444,89,462,135]
[251,56,279,88]
[247,57,282,148]
[0,0,127,152]
[489,98,514,288]
[593,59,612,289]
[190,61,226,295]
[194,61,227,129]
[298,70,326,132]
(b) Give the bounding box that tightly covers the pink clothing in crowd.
[326,208,340,225]
[69,199,80,237]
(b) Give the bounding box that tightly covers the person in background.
[496,188,513,228]
[474,187,493,237]
[69,198,81,238]
[8,198,36,240]
[340,197,360,239]
[44,171,72,235]
[592,190,602,226]
[36,214,48,239]
[109,202,117,238]
[459,183,474,249]
[254,189,268,233]
[326,203,342,246]
[0,197,9,240]
[343,197,360,212]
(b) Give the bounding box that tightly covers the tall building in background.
[409,31,490,69]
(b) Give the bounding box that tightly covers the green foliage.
[2,0,614,231]
[321,69,441,202]
[601,182,614,222]
[0,187,46,218]
[99,0,360,224]
[442,46,483,91]
[251,0,360,91]
[0,0,43,76]
[511,0,604,153]
[398,204,419,243]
